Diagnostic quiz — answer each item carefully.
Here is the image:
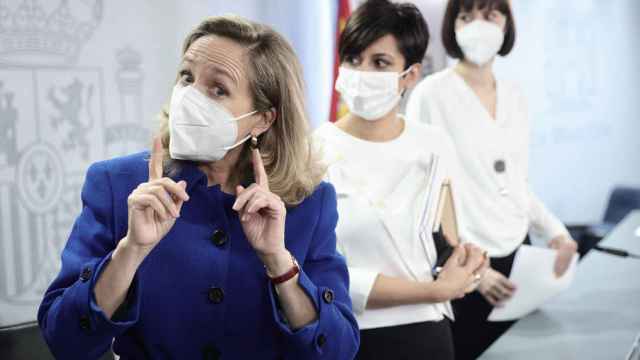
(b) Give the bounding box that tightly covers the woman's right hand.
[477,268,517,306]
[434,244,486,301]
[123,137,190,255]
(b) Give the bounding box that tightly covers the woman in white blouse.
[314,1,487,359]
[406,0,578,359]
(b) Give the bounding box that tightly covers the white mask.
[335,66,411,121]
[455,20,504,66]
[169,84,257,162]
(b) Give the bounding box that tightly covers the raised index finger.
[149,136,164,181]
[252,148,269,190]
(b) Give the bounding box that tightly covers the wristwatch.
[266,253,300,285]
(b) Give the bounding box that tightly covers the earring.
[250,135,259,150]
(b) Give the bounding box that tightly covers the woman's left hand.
[233,148,290,272]
[462,242,489,293]
[548,235,578,277]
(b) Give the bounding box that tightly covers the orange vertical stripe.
[329,0,351,122]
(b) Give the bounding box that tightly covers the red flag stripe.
[329,0,351,122]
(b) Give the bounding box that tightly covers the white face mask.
[335,66,411,121]
[169,84,257,162]
[455,20,504,66]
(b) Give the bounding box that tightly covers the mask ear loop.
[232,109,258,122]
[399,66,413,97]
[399,66,413,78]
[222,109,259,151]
[223,133,252,151]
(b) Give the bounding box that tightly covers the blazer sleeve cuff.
[268,268,347,356]
[70,251,141,337]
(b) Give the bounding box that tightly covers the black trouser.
[450,238,530,360]
[355,319,455,360]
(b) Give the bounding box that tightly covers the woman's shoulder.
[404,118,454,147]
[311,122,336,151]
[83,151,150,195]
[413,67,457,96]
[403,120,457,161]
[313,180,335,198]
[311,123,346,165]
[304,181,336,206]
[287,181,337,222]
[312,122,340,143]
[87,151,149,177]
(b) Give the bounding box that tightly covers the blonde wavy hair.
[158,15,325,205]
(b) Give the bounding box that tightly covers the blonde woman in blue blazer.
[38,15,359,360]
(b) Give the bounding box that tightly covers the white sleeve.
[512,85,570,242]
[346,266,378,315]
[528,191,570,242]
[330,211,379,314]
[326,157,378,316]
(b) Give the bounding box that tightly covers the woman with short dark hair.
[407,1,578,358]
[314,1,488,359]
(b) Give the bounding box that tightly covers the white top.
[406,67,569,257]
[313,118,460,330]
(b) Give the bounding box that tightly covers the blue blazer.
[38,151,359,359]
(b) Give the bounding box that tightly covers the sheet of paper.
[488,245,579,321]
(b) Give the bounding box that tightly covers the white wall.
[0,0,190,327]
[493,0,640,223]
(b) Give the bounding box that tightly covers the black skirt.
[450,237,530,360]
[356,319,455,360]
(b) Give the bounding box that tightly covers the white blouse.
[406,67,569,257]
[313,118,460,330]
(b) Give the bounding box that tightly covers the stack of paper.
[488,245,579,321]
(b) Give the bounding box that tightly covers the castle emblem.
[0,0,149,327]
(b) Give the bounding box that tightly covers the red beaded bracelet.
[267,254,300,285]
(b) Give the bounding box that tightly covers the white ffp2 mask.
[455,20,504,66]
[169,84,256,162]
[335,66,411,121]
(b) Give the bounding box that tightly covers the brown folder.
[432,179,460,246]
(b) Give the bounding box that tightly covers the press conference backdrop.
[1,0,639,332]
